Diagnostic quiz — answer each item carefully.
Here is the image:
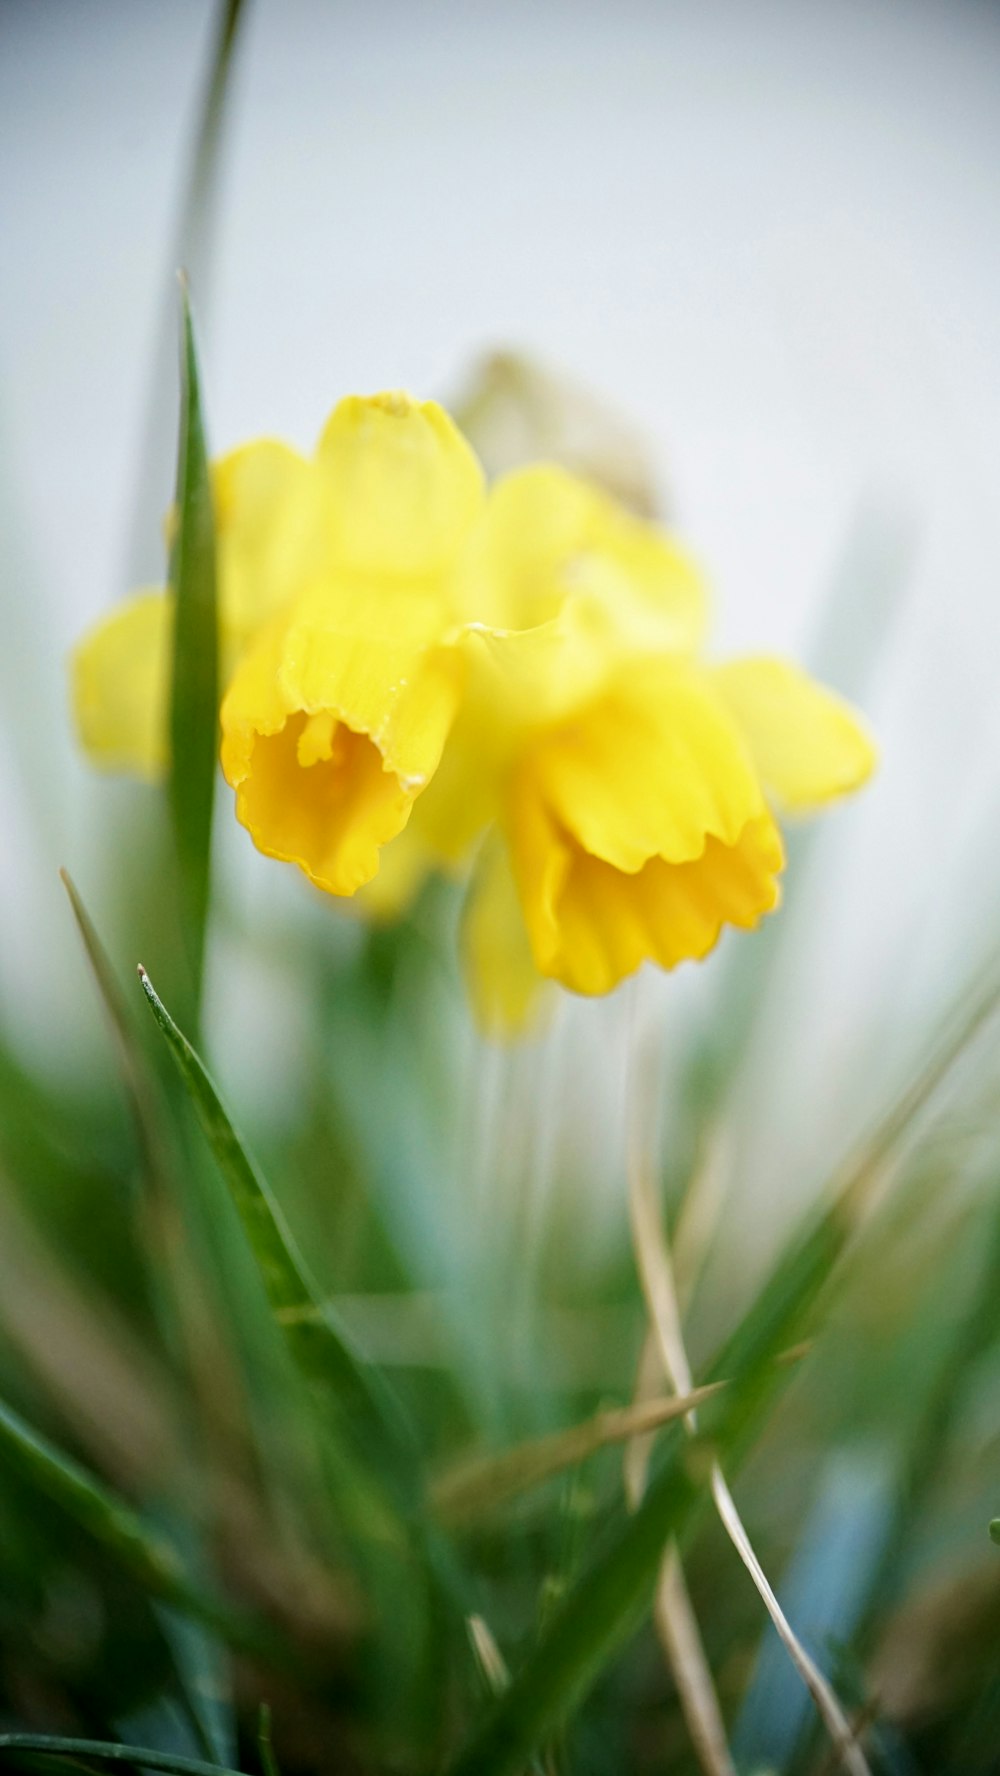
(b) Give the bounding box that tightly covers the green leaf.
[0,1394,276,1665]
[0,1735,246,1776]
[167,287,218,1028]
[136,963,419,1502]
[989,1521,1000,1546]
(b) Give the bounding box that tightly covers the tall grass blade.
[0,1736,246,1776]
[167,291,218,1028]
[127,0,248,587]
[59,869,173,1196]
[136,964,418,1496]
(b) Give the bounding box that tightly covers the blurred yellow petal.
[462,832,549,1036]
[511,792,783,997]
[461,465,608,628]
[213,439,330,644]
[356,823,436,922]
[459,464,707,651]
[592,512,707,654]
[531,660,766,874]
[713,656,877,814]
[404,603,616,869]
[71,590,171,781]
[317,392,484,579]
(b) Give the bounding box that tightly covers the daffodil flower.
[72,388,875,1033]
[398,465,876,1030]
[218,395,483,894]
[73,392,484,892]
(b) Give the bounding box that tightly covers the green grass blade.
[255,1708,279,1776]
[0,1395,276,1664]
[447,1426,707,1776]
[167,290,218,1027]
[59,869,174,1197]
[136,964,418,1493]
[446,954,1000,1775]
[127,0,248,587]
[0,1736,245,1776]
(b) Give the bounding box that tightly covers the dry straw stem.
[625,1266,737,1776]
[658,1546,737,1776]
[433,1384,723,1525]
[621,993,737,1776]
[468,1615,512,1696]
[625,1009,872,1776]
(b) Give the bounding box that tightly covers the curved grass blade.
[136,964,418,1497]
[0,1395,277,1664]
[0,1736,246,1776]
[59,868,174,1196]
[60,871,341,1563]
[127,0,249,588]
[168,289,218,1029]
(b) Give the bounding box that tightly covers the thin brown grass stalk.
[625,990,872,1776]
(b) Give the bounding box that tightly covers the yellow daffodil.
[410,466,874,1029]
[72,391,484,891]
[72,386,876,1032]
[460,643,875,1026]
[218,394,483,894]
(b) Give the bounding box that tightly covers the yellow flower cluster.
[73,392,875,1030]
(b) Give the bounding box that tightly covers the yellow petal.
[462,831,548,1036]
[355,822,436,922]
[317,392,484,579]
[459,463,708,651]
[713,656,877,814]
[228,710,411,896]
[212,439,329,644]
[511,793,784,997]
[220,591,463,896]
[402,601,616,870]
[71,590,171,781]
[278,580,463,787]
[459,465,609,628]
[530,660,766,873]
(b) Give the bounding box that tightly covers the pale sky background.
[2,0,999,1241]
